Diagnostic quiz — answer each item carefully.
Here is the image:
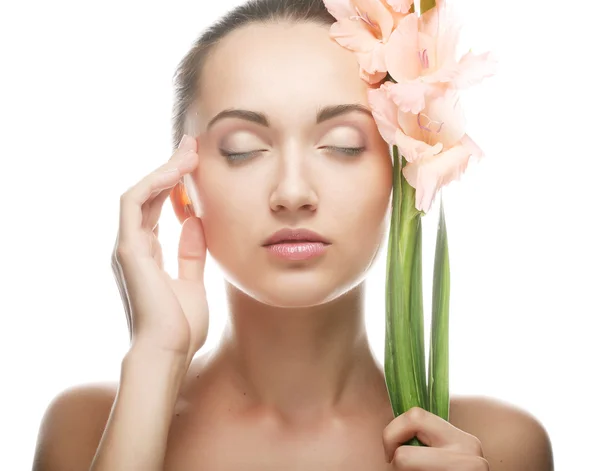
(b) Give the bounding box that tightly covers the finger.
[118,149,197,248]
[144,153,198,223]
[142,183,178,230]
[143,134,199,224]
[382,407,467,461]
[390,445,488,470]
[177,216,207,283]
[151,223,165,270]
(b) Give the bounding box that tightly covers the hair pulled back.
[171,0,336,151]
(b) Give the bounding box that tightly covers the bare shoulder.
[31,351,214,471]
[32,381,118,470]
[449,395,554,471]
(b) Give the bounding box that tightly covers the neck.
[215,281,387,424]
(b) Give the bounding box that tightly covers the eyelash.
[219,146,366,162]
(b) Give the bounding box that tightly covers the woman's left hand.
[383,406,489,470]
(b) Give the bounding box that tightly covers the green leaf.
[409,214,428,412]
[428,197,450,421]
[385,146,404,418]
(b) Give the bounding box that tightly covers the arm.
[32,346,188,471]
[90,346,188,471]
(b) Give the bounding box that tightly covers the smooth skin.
[32,20,553,471]
[112,134,208,367]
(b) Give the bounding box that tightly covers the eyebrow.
[206,103,373,130]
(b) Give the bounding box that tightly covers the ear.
[169,179,194,225]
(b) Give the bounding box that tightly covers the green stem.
[385,147,427,447]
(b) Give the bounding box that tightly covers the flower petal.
[459,133,484,162]
[385,13,420,82]
[386,79,434,114]
[330,17,381,53]
[423,91,466,148]
[451,50,498,89]
[353,0,395,39]
[322,0,356,20]
[374,82,426,145]
[402,141,475,212]
[367,87,399,144]
[435,22,461,70]
[418,1,441,43]
[386,0,414,14]
[394,128,443,162]
[360,67,388,85]
[421,63,460,84]
[395,106,424,142]
[355,42,388,74]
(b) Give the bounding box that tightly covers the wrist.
[128,337,190,362]
[123,342,189,385]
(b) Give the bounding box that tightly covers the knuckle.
[120,182,143,205]
[382,424,395,445]
[469,435,484,457]
[466,434,483,457]
[406,406,426,423]
[391,445,413,468]
[474,456,490,471]
[119,191,132,209]
[115,243,134,261]
[119,189,131,203]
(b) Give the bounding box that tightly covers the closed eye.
[219,149,266,162]
[322,146,366,156]
[219,146,366,162]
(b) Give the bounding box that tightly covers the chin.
[226,268,365,308]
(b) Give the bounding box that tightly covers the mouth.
[263,241,330,261]
[262,228,331,247]
[262,228,331,261]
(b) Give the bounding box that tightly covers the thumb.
[177,216,207,282]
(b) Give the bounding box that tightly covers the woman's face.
[186,21,393,307]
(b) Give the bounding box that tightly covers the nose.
[269,148,318,214]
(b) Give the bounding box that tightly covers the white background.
[1,0,598,469]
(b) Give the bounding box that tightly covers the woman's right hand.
[110,135,208,368]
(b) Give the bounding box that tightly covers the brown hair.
[170,0,336,152]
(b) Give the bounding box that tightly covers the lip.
[262,228,331,246]
[264,241,329,261]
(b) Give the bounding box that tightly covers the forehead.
[196,21,369,129]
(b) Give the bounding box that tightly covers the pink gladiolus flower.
[323,0,414,84]
[369,82,483,213]
[385,2,497,114]
[386,0,414,14]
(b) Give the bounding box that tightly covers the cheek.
[340,157,392,231]
[338,191,389,250]
[326,162,391,278]
[194,165,252,253]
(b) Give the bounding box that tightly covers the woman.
[32,0,553,469]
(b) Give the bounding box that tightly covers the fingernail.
[178,134,190,149]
